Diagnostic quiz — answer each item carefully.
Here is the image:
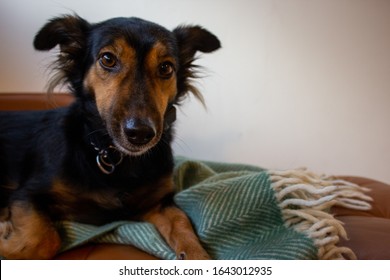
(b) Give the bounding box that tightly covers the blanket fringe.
[270,168,372,260]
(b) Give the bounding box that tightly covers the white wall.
[0,0,389,183]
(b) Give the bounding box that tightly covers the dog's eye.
[99,52,118,69]
[158,62,175,79]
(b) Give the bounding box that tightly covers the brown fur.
[0,202,61,259]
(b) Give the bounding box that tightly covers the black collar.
[90,141,124,175]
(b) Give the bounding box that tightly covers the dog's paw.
[0,221,61,259]
[0,220,13,240]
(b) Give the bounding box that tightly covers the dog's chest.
[49,176,173,224]
[52,180,119,206]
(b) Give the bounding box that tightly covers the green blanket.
[58,157,372,260]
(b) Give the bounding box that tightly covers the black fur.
[0,15,220,227]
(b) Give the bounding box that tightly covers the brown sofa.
[1,93,389,260]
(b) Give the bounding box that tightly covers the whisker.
[86,129,109,138]
[172,136,191,154]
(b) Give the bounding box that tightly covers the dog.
[0,14,220,259]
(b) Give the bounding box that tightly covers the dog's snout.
[124,118,156,146]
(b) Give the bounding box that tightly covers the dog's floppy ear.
[34,14,89,52]
[173,25,221,58]
[173,26,221,104]
[33,15,90,92]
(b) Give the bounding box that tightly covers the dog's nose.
[124,118,156,146]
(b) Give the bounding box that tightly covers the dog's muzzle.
[123,105,176,147]
[90,105,176,175]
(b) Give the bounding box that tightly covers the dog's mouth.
[102,105,176,159]
[114,123,162,157]
[113,140,157,157]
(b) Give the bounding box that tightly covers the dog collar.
[90,142,124,175]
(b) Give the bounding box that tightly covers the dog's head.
[34,15,220,156]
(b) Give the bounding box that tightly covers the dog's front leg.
[0,201,61,259]
[142,205,210,260]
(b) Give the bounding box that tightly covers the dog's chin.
[107,124,163,157]
[112,138,159,157]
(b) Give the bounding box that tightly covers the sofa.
[1,93,389,260]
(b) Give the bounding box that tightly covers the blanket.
[57,157,372,260]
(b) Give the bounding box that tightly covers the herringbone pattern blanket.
[58,157,371,259]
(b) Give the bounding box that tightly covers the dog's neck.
[85,105,177,175]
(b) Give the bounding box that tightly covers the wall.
[0,0,389,183]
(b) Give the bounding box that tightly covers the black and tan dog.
[0,15,220,259]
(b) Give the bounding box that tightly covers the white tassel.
[270,168,372,260]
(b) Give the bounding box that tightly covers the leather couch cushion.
[0,93,74,111]
[332,176,390,260]
[55,244,158,260]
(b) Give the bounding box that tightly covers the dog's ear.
[173,26,221,104]
[33,15,90,92]
[173,26,221,58]
[34,14,89,52]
